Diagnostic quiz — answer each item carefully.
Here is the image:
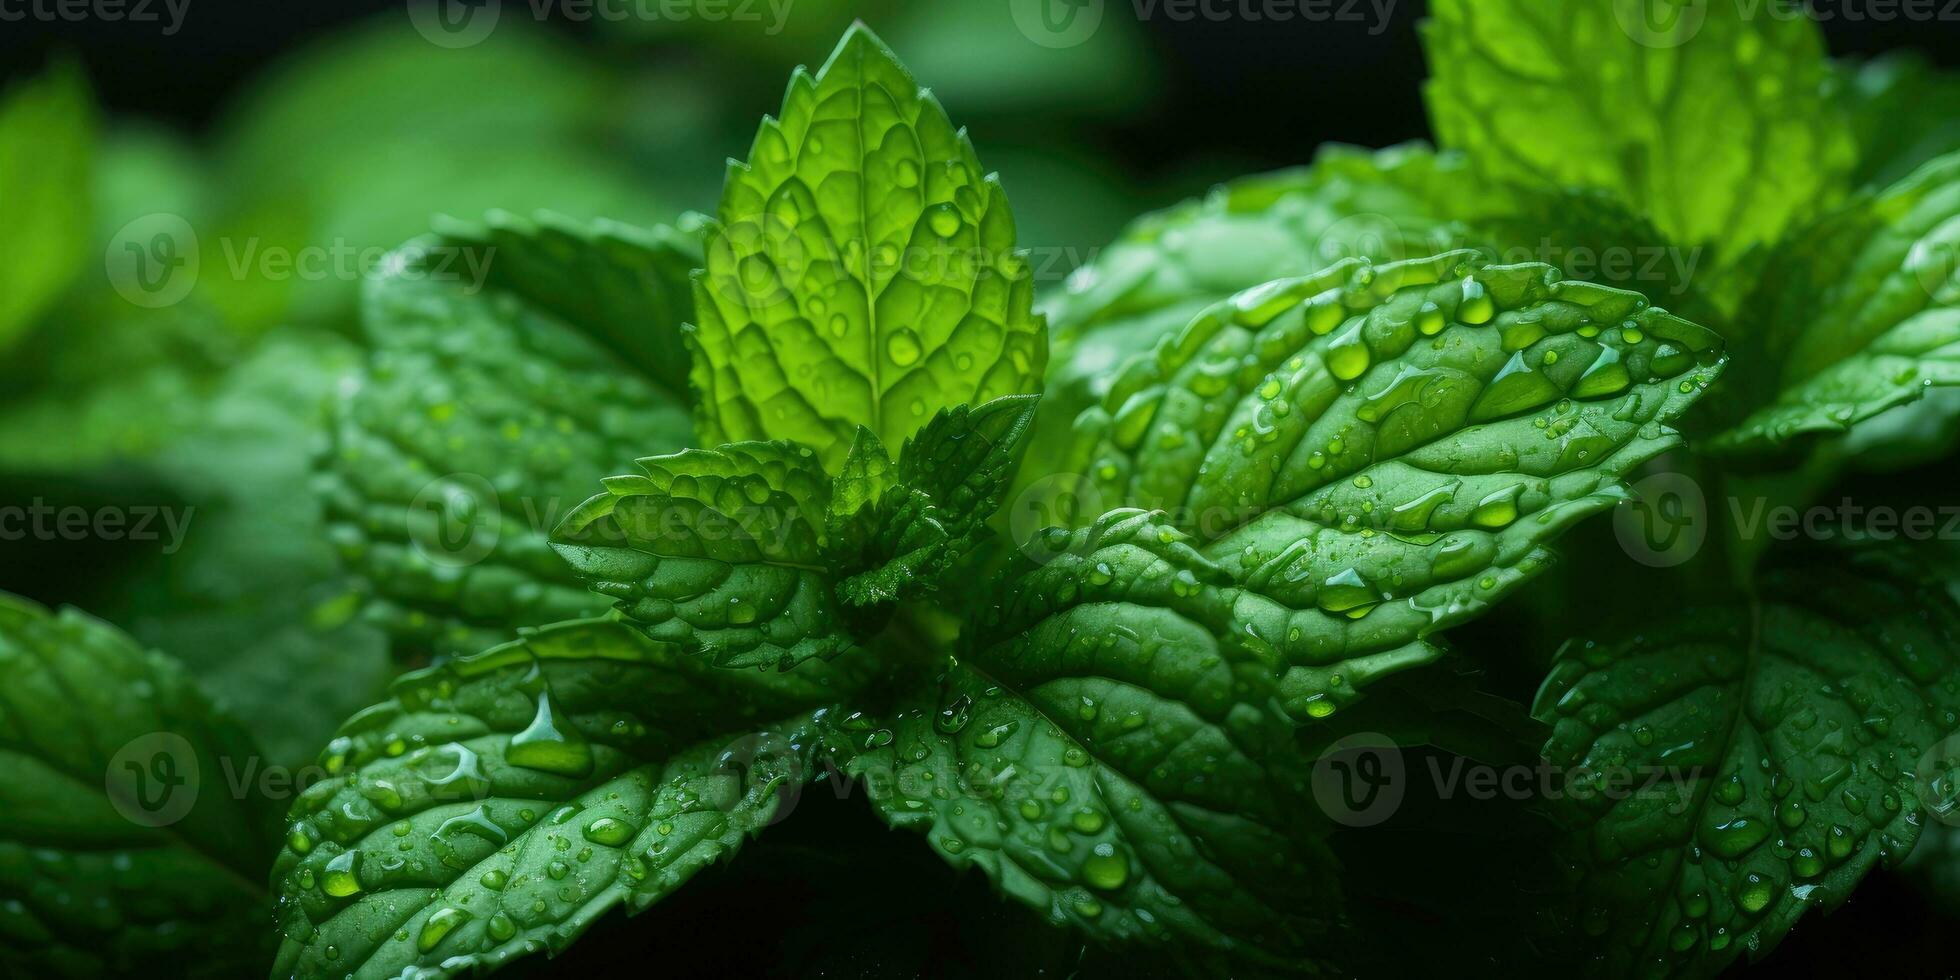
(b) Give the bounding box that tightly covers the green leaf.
[1067,251,1724,717]
[431,211,702,395]
[320,218,698,659]
[1713,151,1960,453]
[551,442,854,670]
[0,594,275,978]
[1422,0,1854,254]
[0,62,94,354]
[269,619,866,979]
[1533,546,1960,976]
[688,24,1047,470]
[833,510,1342,968]
[1042,144,1488,419]
[834,394,1040,606]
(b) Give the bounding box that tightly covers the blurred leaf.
[0,294,237,473]
[111,332,393,768]
[89,124,211,247]
[208,15,670,327]
[0,593,277,978]
[1423,0,1853,256]
[886,0,1157,117]
[0,123,232,474]
[0,62,95,354]
[1840,53,1960,191]
[603,0,905,66]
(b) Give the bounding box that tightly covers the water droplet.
[584,817,638,847]
[887,329,923,367]
[1326,324,1372,381]
[935,696,973,734]
[927,205,961,238]
[1705,816,1771,858]
[418,907,470,952]
[487,911,517,943]
[1317,567,1381,618]
[1735,872,1775,914]
[1457,278,1494,324]
[1082,842,1129,890]
[508,690,594,777]
[322,850,363,898]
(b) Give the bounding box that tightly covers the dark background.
[8,0,1959,200]
[5,1,1960,977]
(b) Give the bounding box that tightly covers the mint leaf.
[431,210,700,396]
[320,218,697,659]
[1714,152,1960,453]
[1067,251,1723,716]
[551,442,854,670]
[0,594,275,978]
[833,511,1340,967]
[1422,0,1853,254]
[1533,546,1960,975]
[269,619,865,979]
[1042,144,1485,422]
[0,63,93,354]
[688,24,1046,469]
[835,394,1040,606]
